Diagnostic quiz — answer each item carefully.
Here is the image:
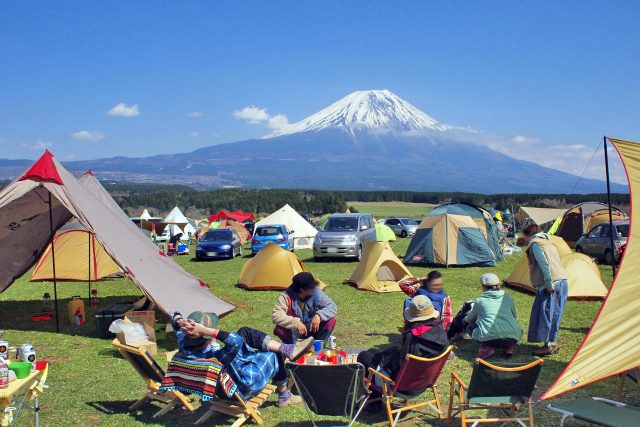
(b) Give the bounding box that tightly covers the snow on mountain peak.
[265,89,450,138]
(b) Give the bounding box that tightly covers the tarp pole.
[604,136,618,276]
[47,192,60,333]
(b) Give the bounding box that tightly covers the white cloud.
[24,140,53,150]
[186,111,203,118]
[233,105,290,131]
[233,106,270,124]
[190,131,200,138]
[267,114,290,130]
[71,130,105,141]
[107,103,140,117]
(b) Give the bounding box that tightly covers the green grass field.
[347,202,435,218]
[0,204,636,426]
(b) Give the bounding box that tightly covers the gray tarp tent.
[0,151,234,318]
[516,206,565,226]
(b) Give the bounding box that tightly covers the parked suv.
[313,213,376,261]
[383,217,419,238]
[575,220,629,264]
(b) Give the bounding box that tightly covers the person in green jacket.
[464,273,523,359]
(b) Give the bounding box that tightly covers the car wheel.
[356,245,363,261]
[401,230,408,238]
[314,256,323,262]
[575,246,583,253]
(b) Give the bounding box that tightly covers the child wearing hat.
[170,311,313,407]
[464,273,523,359]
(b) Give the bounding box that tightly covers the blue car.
[251,224,295,254]
[195,229,242,260]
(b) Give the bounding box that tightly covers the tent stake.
[603,136,617,276]
[47,192,60,333]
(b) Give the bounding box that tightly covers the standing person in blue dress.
[522,223,569,356]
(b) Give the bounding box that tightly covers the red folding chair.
[365,345,453,426]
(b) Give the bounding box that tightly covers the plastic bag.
[109,319,149,343]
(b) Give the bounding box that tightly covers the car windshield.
[256,226,283,236]
[616,224,629,238]
[323,217,359,231]
[201,230,231,242]
[400,218,418,225]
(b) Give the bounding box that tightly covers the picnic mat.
[160,354,237,401]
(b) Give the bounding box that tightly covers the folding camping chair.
[112,341,195,418]
[285,362,370,427]
[547,397,640,427]
[194,384,277,427]
[616,368,640,400]
[447,358,543,427]
[366,345,453,426]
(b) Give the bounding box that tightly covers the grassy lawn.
[347,202,435,218]
[0,237,636,426]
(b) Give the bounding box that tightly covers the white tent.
[516,206,566,226]
[140,208,152,221]
[163,206,194,241]
[0,152,234,317]
[255,204,318,249]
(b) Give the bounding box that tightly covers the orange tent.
[217,220,250,244]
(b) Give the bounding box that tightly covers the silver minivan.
[313,213,376,261]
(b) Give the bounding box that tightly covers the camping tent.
[554,202,627,247]
[209,210,255,223]
[516,206,566,228]
[404,214,497,267]
[505,236,607,299]
[238,244,324,290]
[428,203,503,261]
[163,206,195,240]
[375,223,396,242]
[30,223,121,281]
[347,241,411,292]
[254,204,318,249]
[217,220,250,244]
[0,151,234,319]
[542,137,636,399]
[140,209,151,221]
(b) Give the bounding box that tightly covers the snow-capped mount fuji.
[17,89,622,193]
[266,89,451,137]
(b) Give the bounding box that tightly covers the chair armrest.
[450,371,468,390]
[368,367,395,386]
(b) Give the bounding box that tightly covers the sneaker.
[277,390,303,407]
[477,345,495,359]
[280,337,314,361]
[532,344,559,356]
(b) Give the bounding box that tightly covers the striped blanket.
[160,354,237,401]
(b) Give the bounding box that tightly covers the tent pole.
[47,192,60,333]
[604,136,617,276]
[88,231,91,300]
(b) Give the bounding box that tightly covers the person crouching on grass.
[271,272,337,344]
[399,270,452,330]
[463,273,522,359]
[170,311,313,407]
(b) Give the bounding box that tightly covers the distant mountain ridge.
[0,90,627,193]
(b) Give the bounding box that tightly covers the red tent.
[209,210,255,223]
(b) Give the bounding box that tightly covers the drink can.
[328,335,337,349]
[0,341,8,359]
[22,348,36,372]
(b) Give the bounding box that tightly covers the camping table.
[0,369,44,427]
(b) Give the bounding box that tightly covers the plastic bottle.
[0,357,8,388]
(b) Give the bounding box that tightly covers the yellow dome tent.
[346,241,411,293]
[238,244,325,291]
[31,224,121,281]
[505,236,607,299]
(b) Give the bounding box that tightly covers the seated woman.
[358,295,450,396]
[464,273,523,359]
[170,311,313,407]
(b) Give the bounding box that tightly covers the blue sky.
[0,1,637,182]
